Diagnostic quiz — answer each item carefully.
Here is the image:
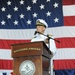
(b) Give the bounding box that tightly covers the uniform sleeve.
[49,37,57,55]
[31,36,36,42]
[31,38,33,42]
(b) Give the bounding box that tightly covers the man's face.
[36,25,46,33]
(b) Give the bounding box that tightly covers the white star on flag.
[1,20,6,25]
[46,11,51,16]
[40,4,45,10]
[53,2,59,8]
[33,13,38,18]
[26,6,31,11]
[32,0,37,4]
[46,0,50,2]
[54,17,59,23]
[7,1,12,5]
[7,14,12,19]
[13,6,18,11]
[14,20,18,25]
[27,20,31,25]
[19,14,24,19]
[1,7,6,12]
[20,0,24,5]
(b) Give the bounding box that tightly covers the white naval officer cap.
[36,19,48,28]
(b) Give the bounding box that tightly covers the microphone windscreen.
[34,31,37,35]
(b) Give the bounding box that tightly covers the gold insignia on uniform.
[45,34,53,44]
[47,34,53,37]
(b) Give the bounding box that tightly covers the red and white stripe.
[54,0,75,70]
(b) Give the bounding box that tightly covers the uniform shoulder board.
[47,34,53,37]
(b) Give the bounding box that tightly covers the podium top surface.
[11,41,51,58]
[11,41,45,46]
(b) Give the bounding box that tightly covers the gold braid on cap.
[36,21,46,28]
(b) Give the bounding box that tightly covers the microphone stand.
[37,31,60,75]
[37,31,60,43]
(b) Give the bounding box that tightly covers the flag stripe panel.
[64,16,75,26]
[0,59,75,70]
[0,49,13,60]
[53,48,75,60]
[0,37,75,49]
[0,26,75,39]
[0,60,13,69]
[63,5,75,16]
[54,59,75,70]
[0,40,30,49]
[62,0,75,5]
[0,48,75,60]
[55,37,75,48]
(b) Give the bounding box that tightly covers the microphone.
[34,31,37,35]
[34,31,41,35]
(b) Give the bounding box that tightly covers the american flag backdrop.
[0,0,75,75]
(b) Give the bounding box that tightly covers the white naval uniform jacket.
[31,33,57,55]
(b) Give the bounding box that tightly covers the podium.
[11,41,51,75]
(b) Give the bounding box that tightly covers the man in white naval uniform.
[31,19,57,75]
